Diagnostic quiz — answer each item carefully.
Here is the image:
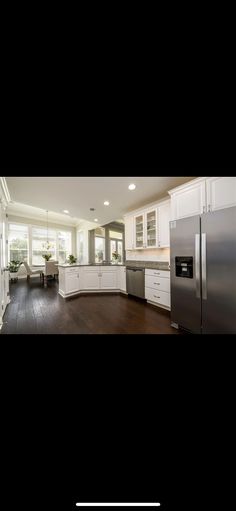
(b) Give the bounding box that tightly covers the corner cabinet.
[125,216,134,250]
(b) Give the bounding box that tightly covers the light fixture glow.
[104,201,110,206]
[128,184,136,190]
[94,219,98,222]
[63,210,69,214]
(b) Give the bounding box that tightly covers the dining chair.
[23,261,43,282]
[43,260,59,287]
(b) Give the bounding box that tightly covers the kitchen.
[0,175,235,334]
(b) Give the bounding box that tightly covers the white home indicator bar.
[76,505,161,507]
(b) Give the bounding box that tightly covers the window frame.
[8,222,30,265]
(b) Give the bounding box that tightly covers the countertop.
[58,263,126,268]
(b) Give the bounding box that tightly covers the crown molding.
[0,177,11,203]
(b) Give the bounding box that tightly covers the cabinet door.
[120,267,127,292]
[206,177,236,212]
[100,270,117,289]
[83,270,100,290]
[125,216,134,250]
[134,213,145,249]
[66,272,80,293]
[171,181,206,220]
[146,209,157,248]
[158,202,170,247]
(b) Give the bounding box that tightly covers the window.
[95,237,105,263]
[109,230,123,263]
[32,227,72,265]
[58,231,72,264]
[8,224,29,263]
[109,230,123,240]
[32,227,56,265]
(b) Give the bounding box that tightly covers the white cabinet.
[125,200,171,251]
[82,268,100,290]
[125,216,134,250]
[158,202,170,248]
[206,177,236,212]
[59,266,81,297]
[146,208,158,248]
[170,180,206,220]
[134,213,145,249]
[119,266,127,293]
[145,269,171,310]
[100,269,117,289]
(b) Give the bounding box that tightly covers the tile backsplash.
[126,248,170,263]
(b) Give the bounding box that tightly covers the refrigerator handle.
[202,233,207,300]
[195,234,200,298]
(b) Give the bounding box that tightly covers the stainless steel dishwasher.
[126,267,145,299]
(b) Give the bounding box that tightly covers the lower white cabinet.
[82,269,100,290]
[59,265,126,298]
[119,266,127,293]
[145,269,171,310]
[59,267,81,297]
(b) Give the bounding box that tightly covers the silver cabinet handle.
[202,233,207,300]
[203,206,206,213]
[154,295,160,299]
[208,204,211,212]
[195,234,200,299]
[154,282,160,285]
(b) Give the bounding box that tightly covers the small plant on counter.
[68,255,77,265]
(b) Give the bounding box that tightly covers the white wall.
[126,248,170,263]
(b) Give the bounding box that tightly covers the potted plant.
[42,254,52,261]
[112,251,119,264]
[6,260,23,282]
[67,255,77,265]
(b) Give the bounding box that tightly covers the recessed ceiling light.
[104,201,110,206]
[94,218,98,222]
[63,210,69,214]
[128,184,136,191]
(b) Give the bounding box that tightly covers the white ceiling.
[5,176,196,226]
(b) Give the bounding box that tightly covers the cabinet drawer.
[145,275,170,293]
[145,287,170,308]
[145,269,170,279]
[66,267,79,273]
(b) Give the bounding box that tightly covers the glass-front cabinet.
[134,209,158,249]
[146,209,157,248]
[135,214,144,248]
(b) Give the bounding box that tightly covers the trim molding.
[0,177,11,204]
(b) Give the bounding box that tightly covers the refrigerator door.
[170,215,201,333]
[201,206,236,334]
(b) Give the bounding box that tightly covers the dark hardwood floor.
[1,279,182,335]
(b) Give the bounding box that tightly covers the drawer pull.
[154,282,160,285]
[154,295,160,299]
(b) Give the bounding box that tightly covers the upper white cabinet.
[206,177,236,212]
[170,180,206,220]
[124,200,170,251]
[158,202,170,247]
[135,213,145,249]
[169,177,236,221]
[125,215,134,250]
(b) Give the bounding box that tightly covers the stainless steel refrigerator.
[170,206,236,334]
